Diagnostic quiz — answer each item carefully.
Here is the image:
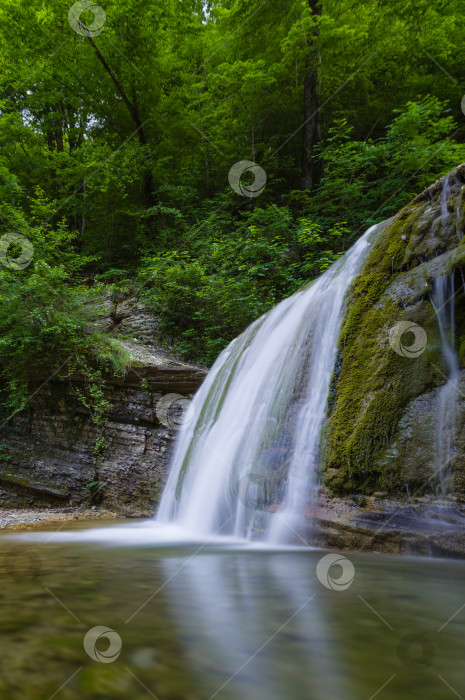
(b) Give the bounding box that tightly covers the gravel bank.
[0,508,122,530]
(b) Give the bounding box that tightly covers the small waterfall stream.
[440,174,450,220]
[431,275,460,495]
[157,221,388,543]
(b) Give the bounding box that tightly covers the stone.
[114,297,159,342]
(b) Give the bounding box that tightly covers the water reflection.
[161,551,465,700]
[0,533,464,700]
[163,552,335,699]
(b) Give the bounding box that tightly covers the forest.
[1,0,464,417]
[2,6,465,697]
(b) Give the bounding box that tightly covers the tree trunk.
[301,0,322,191]
[84,32,156,206]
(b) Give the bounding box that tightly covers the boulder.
[324,164,465,498]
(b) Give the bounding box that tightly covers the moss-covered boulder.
[324,164,465,497]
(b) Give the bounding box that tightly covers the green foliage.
[85,480,104,504]
[0,190,129,451]
[137,204,347,362]
[0,0,465,372]
[137,93,465,362]
[312,97,465,231]
[0,443,11,463]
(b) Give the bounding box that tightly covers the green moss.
[323,200,450,495]
[0,469,68,497]
[455,185,465,238]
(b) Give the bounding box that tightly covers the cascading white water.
[157,221,388,544]
[441,174,450,220]
[431,275,460,495]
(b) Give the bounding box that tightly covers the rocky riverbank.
[4,494,465,559]
[0,507,121,530]
[313,493,465,558]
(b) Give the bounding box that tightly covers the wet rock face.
[312,502,465,558]
[324,164,465,497]
[375,372,465,494]
[0,362,206,516]
[92,294,160,342]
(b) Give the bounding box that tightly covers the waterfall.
[157,221,387,544]
[440,174,450,220]
[431,275,460,495]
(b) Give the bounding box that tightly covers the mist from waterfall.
[157,221,388,544]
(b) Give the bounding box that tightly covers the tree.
[302,0,322,190]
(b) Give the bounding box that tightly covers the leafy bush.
[137,205,345,362]
[312,96,465,233]
[0,191,129,453]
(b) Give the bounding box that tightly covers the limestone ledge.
[311,495,465,558]
[0,353,207,515]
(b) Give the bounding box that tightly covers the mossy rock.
[324,164,465,496]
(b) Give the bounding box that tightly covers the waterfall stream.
[440,174,450,220]
[157,221,388,543]
[431,275,460,495]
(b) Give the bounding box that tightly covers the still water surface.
[0,520,464,700]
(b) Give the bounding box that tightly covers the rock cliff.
[0,302,206,515]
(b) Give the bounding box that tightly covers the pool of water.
[1,520,464,700]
